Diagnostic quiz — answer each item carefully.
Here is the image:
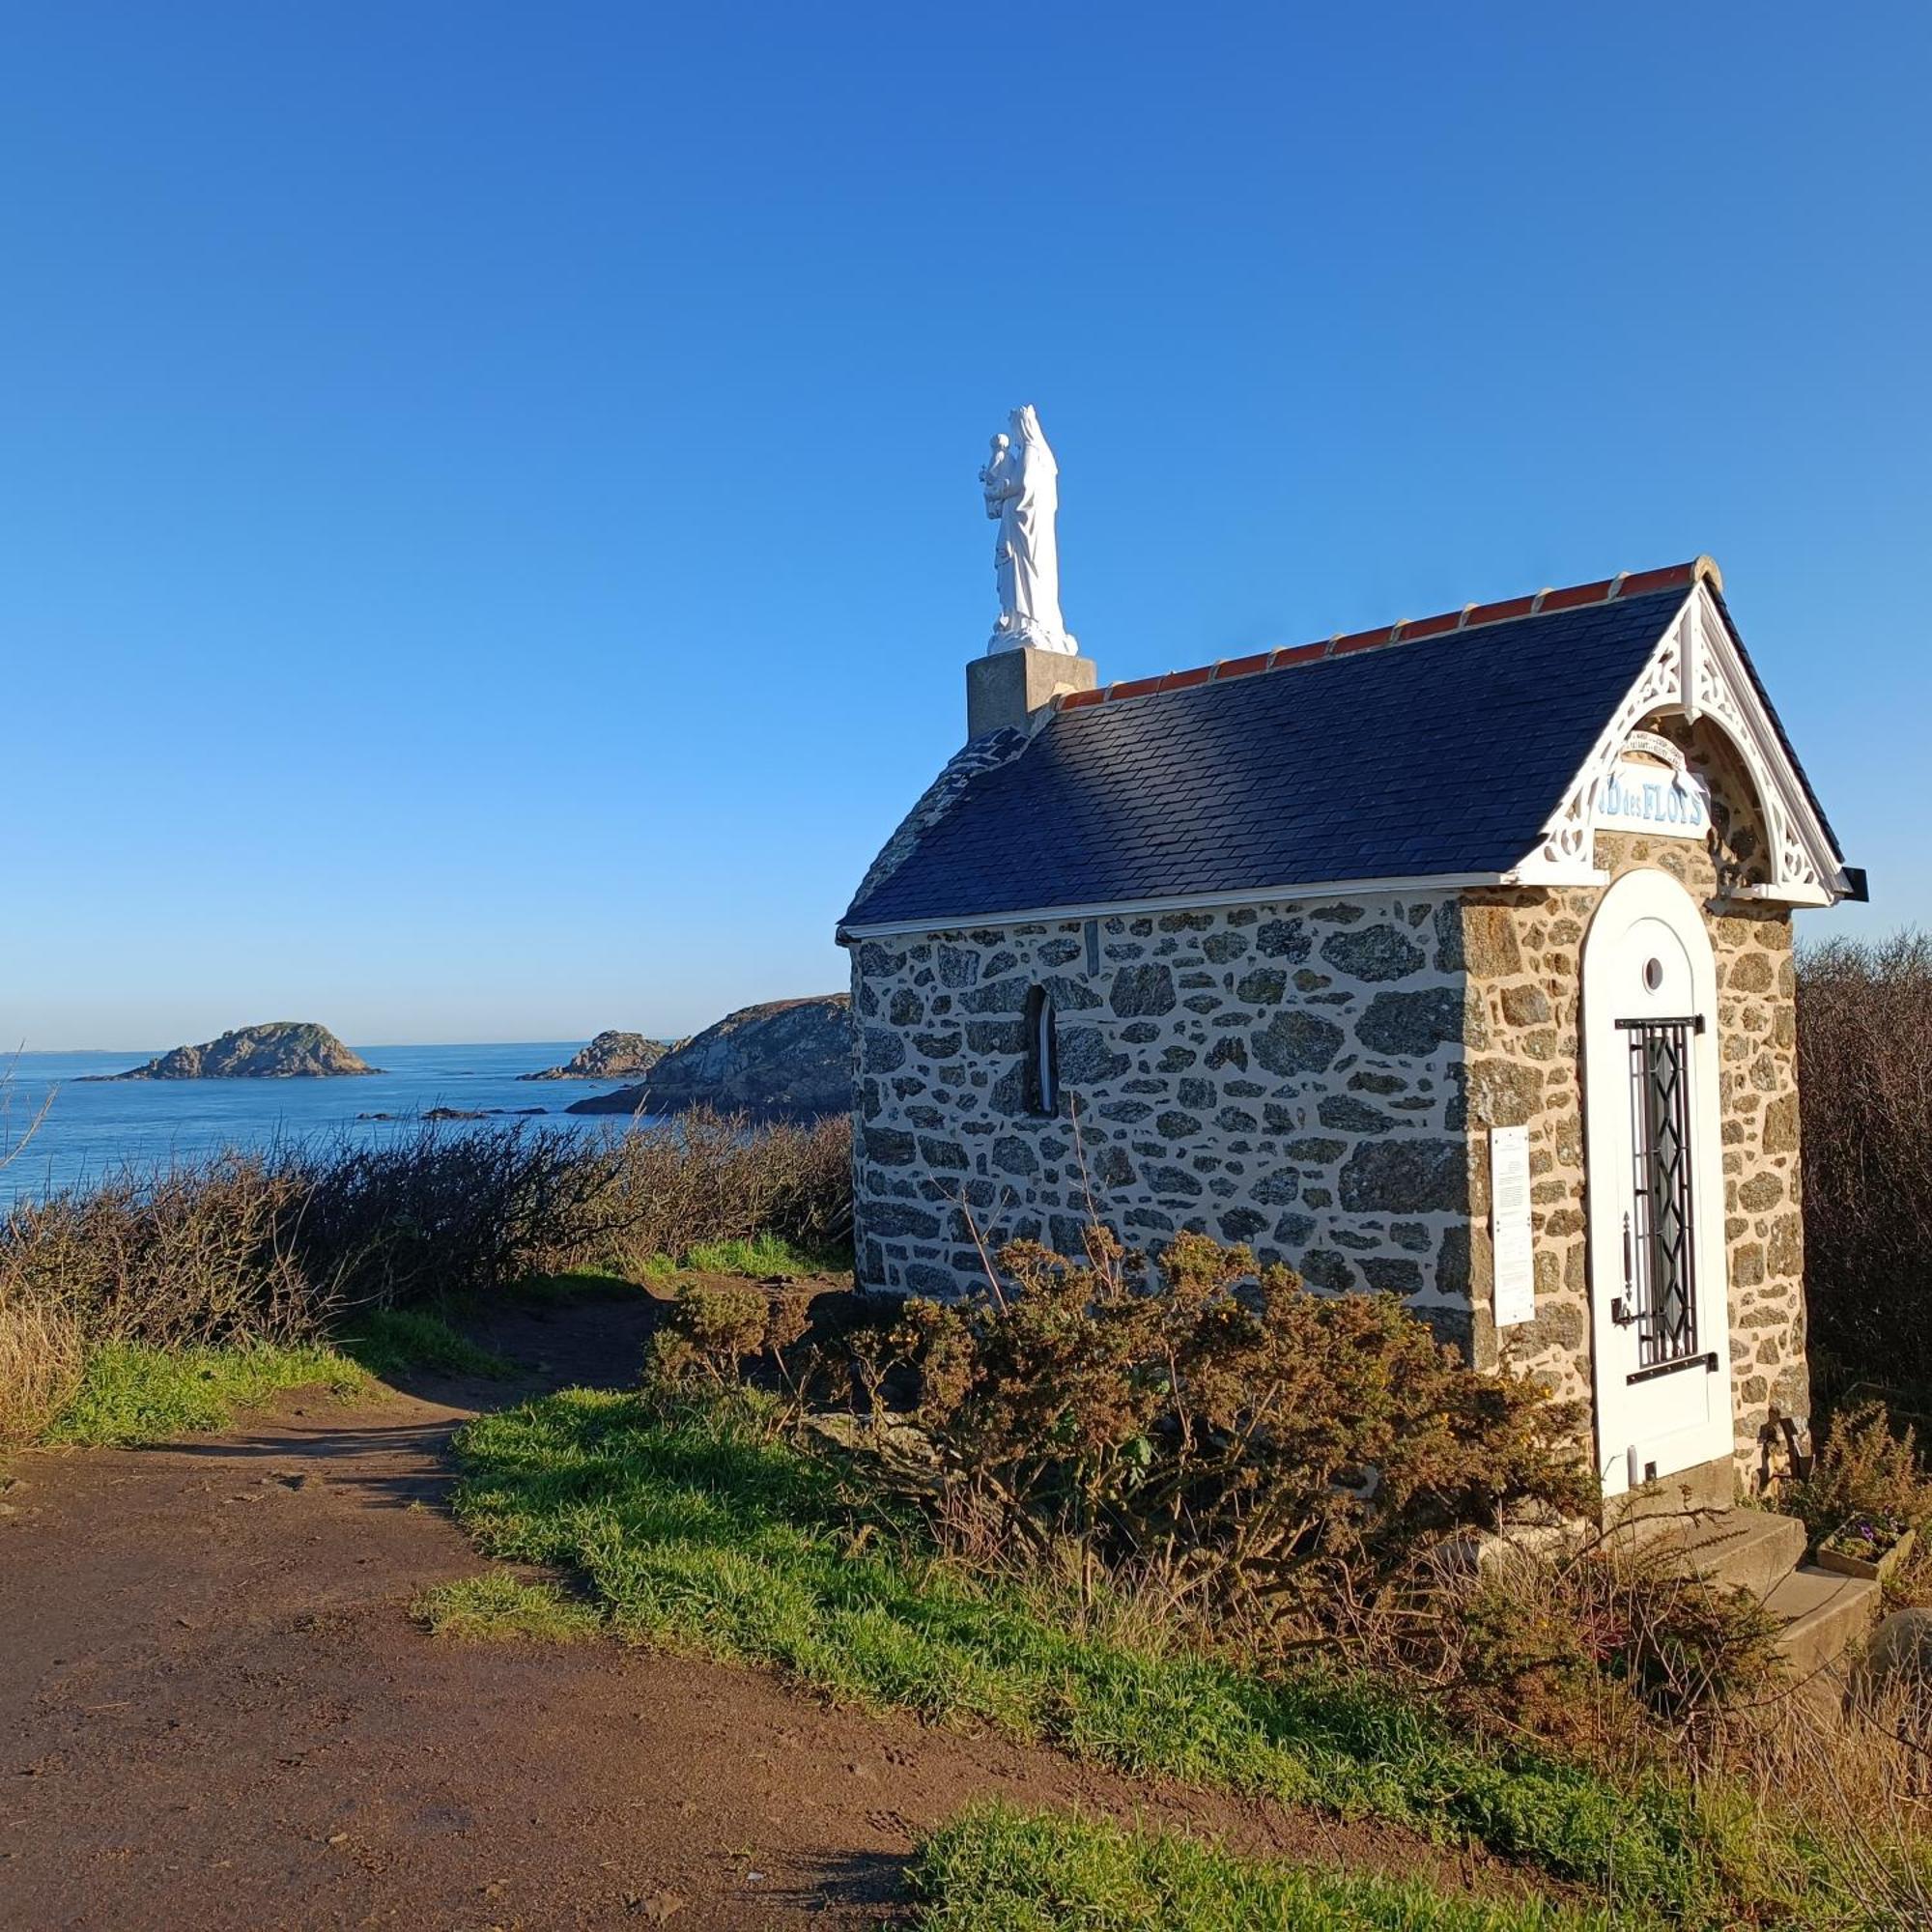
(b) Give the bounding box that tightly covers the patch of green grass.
[412,1570,602,1643]
[517,1238,852,1296]
[908,1803,1607,1932]
[659,1233,849,1278]
[340,1307,515,1381]
[446,1387,1780,1924]
[46,1340,364,1447]
[512,1265,644,1303]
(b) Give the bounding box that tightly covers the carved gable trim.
[1510,582,1847,905]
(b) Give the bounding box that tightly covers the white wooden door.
[1581,868,1734,1495]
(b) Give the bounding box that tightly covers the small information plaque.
[1491,1124,1535,1327]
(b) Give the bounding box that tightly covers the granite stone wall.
[850,894,1476,1343]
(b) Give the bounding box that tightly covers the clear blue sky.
[4,3,1926,1050]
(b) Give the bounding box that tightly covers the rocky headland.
[85,1022,381,1081]
[518,1031,674,1082]
[566,995,850,1122]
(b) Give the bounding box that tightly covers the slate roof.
[842,564,1802,933]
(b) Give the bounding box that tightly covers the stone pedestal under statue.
[966,646,1097,739]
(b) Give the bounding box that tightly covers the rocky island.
[518,1031,673,1082]
[86,1022,381,1081]
[566,995,850,1122]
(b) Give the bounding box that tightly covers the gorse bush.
[646,1276,812,1389]
[819,1227,1595,1638]
[1798,931,1932,1408]
[1438,1541,1786,1750]
[0,1108,851,1446]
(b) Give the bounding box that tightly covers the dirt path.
[0,1293,1501,1929]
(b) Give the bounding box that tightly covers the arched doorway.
[1581,867,1734,1495]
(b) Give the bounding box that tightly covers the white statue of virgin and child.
[980,404,1078,656]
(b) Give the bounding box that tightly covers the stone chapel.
[838,552,1863,1501]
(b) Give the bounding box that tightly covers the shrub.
[1790,1400,1932,1606]
[2,1152,330,1351]
[1439,1542,1786,1749]
[531,1109,852,1278]
[1797,932,1932,1408]
[0,1109,853,1447]
[645,1277,811,1389]
[828,1228,1594,1637]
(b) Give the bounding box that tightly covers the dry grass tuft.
[0,1293,84,1444]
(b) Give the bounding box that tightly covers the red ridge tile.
[1330,625,1397,656]
[1536,578,1616,613]
[1210,652,1271,681]
[1613,561,1697,599]
[1463,594,1537,627]
[1267,641,1329,668]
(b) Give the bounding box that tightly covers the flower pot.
[1817,1522,1915,1584]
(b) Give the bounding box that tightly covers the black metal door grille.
[1619,1017,1701,1370]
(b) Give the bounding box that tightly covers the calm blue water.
[0,1042,650,1206]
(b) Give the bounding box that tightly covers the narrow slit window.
[1023,984,1059,1117]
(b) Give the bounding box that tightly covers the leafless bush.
[0,1111,853,1447]
[532,1108,852,1276]
[2,1152,331,1349]
[1799,931,1932,1409]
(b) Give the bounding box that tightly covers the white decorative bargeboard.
[1512,576,1846,905]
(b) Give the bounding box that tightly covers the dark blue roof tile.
[844,590,1708,929]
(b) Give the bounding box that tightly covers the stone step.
[1603,1456,1735,1523]
[1763,1564,1883,1683]
[1647,1507,1808,1601]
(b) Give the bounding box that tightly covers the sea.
[0,1042,648,1208]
